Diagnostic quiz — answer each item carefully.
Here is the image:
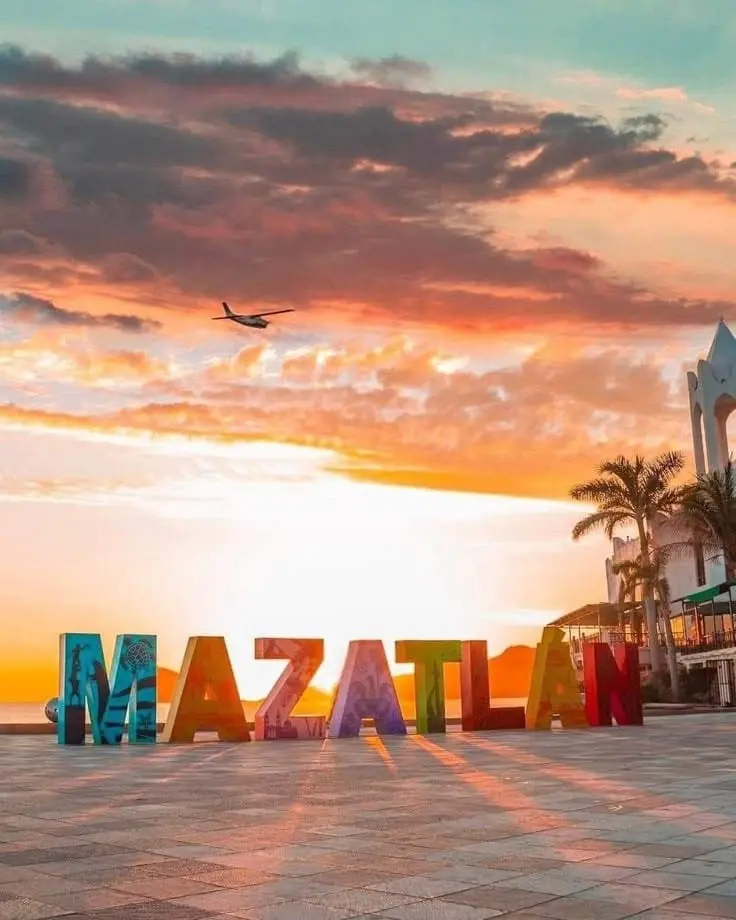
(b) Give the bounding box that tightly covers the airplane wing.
[254,309,295,317]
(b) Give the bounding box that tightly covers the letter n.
[526,627,588,730]
[328,640,406,738]
[161,636,249,743]
[58,633,157,745]
[583,642,643,727]
[460,640,525,731]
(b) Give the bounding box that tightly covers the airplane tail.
[222,302,234,316]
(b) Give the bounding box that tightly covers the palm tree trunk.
[660,604,681,701]
[643,594,665,676]
[638,523,665,678]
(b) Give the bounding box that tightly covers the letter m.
[58,633,157,745]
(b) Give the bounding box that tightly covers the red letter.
[460,640,525,731]
[583,642,643,727]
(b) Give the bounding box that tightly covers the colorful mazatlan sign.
[56,632,643,745]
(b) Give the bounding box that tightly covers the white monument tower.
[688,319,736,475]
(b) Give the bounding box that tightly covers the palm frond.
[572,510,629,542]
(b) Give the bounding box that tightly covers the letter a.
[583,642,643,727]
[328,640,406,738]
[161,636,249,743]
[395,639,461,734]
[526,627,588,730]
[460,640,525,731]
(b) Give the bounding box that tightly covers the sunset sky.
[1,0,733,701]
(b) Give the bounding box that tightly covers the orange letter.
[161,636,249,743]
[526,627,588,730]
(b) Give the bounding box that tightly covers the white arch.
[687,320,736,473]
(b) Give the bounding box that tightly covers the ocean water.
[0,699,527,725]
[0,703,173,725]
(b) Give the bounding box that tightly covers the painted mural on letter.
[58,633,157,745]
[254,638,326,740]
[328,640,407,737]
[395,639,461,734]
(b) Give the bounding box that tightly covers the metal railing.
[674,631,736,655]
[567,626,736,658]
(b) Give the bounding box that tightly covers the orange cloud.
[616,86,688,102]
[0,337,693,500]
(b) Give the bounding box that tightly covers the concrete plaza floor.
[3,716,736,919]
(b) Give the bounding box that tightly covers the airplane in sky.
[211,302,295,329]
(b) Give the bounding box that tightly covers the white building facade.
[605,321,736,608]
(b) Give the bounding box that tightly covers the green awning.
[677,581,736,605]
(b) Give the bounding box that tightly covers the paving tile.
[494,872,600,896]
[237,904,356,920]
[693,878,736,897]
[444,886,557,911]
[669,858,736,879]
[0,876,94,898]
[64,904,213,918]
[0,899,73,919]
[34,889,150,911]
[572,883,686,909]
[625,913,730,920]
[104,877,219,899]
[183,866,277,888]
[304,887,420,913]
[367,875,478,897]
[423,866,522,886]
[624,870,718,892]
[4,716,736,920]
[648,893,736,916]
[313,867,407,888]
[520,897,643,919]
[376,902,504,919]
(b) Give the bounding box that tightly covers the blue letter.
[58,633,157,745]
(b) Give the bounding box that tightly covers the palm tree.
[611,558,643,642]
[613,550,681,699]
[679,460,736,580]
[570,451,685,678]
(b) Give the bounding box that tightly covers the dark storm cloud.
[239,104,482,173]
[2,43,735,333]
[350,55,433,86]
[0,44,324,98]
[0,46,729,202]
[0,229,52,255]
[1,292,160,332]
[99,253,159,284]
[0,95,225,170]
[235,103,734,202]
[0,155,32,199]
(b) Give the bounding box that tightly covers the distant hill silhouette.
[155,644,534,718]
[392,644,534,717]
